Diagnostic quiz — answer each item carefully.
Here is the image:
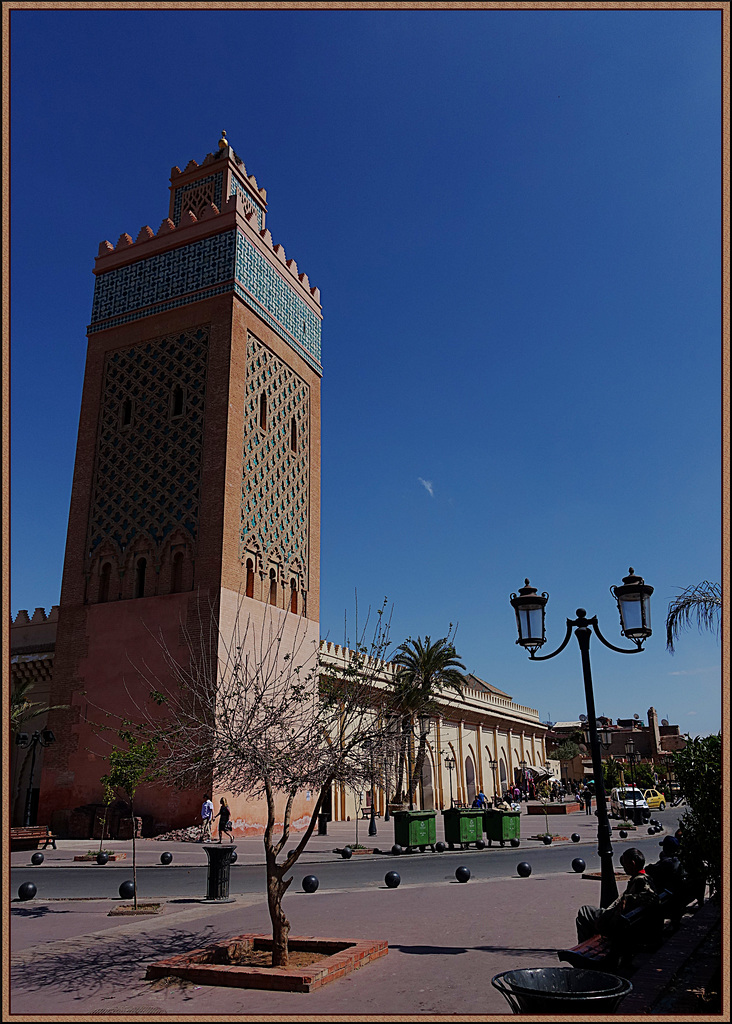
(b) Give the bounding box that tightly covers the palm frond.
[665,581,722,653]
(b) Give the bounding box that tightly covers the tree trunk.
[130,798,138,909]
[408,734,428,804]
[266,866,291,967]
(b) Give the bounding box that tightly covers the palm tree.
[391,635,465,805]
[665,582,721,653]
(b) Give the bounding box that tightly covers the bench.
[557,891,671,971]
[360,807,381,819]
[10,825,57,851]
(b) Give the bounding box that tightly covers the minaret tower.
[40,135,322,832]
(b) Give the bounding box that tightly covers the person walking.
[583,786,593,815]
[199,794,214,841]
[214,797,234,843]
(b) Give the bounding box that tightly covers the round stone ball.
[384,871,401,888]
[517,862,532,878]
[572,858,586,873]
[571,833,581,843]
[31,852,44,866]
[341,846,353,859]
[435,841,446,853]
[475,839,486,850]
[455,866,471,883]
[391,844,402,856]
[230,851,238,863]
[18,881,37,901]
[118,880,135,900]
[510,838,521,848]
[302,875,319,893]
[160,852,173,865]
[542,834,553,845]
[96,852,109,865]
[619,830,628,839]
[648,826,656,834]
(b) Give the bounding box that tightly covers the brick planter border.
[145,933,388,992]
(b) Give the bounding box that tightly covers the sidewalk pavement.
[9,807,721,1017]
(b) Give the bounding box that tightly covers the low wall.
[527,802,581,815]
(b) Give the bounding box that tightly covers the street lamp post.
[625,738,640,823]
[488,758,498,802]
[519,759,527,799]
[362,737,378,837]
[15,729,56,827]
[510,569,653,909]
[444,754,456,808]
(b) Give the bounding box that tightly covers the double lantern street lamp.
[488,758,499,801]
[624,737,641,822]
[443,753,456,808]
[15,729,56,827]
[510,568,653,909]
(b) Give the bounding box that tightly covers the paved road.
[11,822,675,900]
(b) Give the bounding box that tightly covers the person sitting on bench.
[575,848,659,943]
[647,836,687,895]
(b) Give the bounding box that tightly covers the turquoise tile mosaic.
[172,172,224,224]
[90,227,322,374]
[234,230,321,369]
[230,174,264,229]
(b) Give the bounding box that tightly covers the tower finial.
[218,130,228,151]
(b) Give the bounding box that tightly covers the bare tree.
[126,592,394,967]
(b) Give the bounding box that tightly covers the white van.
[610,787,651,823]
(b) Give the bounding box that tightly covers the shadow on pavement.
[11,905,72,919]
[11,924,224,1000]
[393,943,557,957]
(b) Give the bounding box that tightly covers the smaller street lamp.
[488,758,498,801]
[443,753,456,808]
[15,729,56,827]
[362,737,378,837]
[624,738,640,822]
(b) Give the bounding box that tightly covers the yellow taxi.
[644,788,666,811]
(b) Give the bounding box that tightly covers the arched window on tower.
[290,417,297,453]
[246,559,254,598]
[260,392,268,430]
[171,385,184,418]
[99,562,112,603]
[171,551,184,593]
[135,557,147,599]
[290,580,298,614]
[269,569,277,606]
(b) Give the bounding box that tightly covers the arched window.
[290,417,297,453]
[171,385,184,418]
[121,398,133,427]
[246,559,254,598]
[99,562,112,603]
[259,392,267,430]
[269,569,277,606]
[171,551,184,593]
[290,580,298,614]
[135,557,147,599]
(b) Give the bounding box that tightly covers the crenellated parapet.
[89,136,322,375]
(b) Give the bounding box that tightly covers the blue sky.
[10,8,723,736]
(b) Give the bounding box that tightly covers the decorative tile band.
[230,175,264,229]
[91,231,237,324]
[172,172,224,225]
[89,228,322,373]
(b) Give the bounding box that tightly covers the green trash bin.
[392,810,437,852]
[442,808,485,849]
[483,809,521,847]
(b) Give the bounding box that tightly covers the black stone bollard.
[200,844,237,903]
[302,875,319,893]
[31,852,44,865]
[455,866,471,883]
[160,852,173,865]
[385,871,401,888]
